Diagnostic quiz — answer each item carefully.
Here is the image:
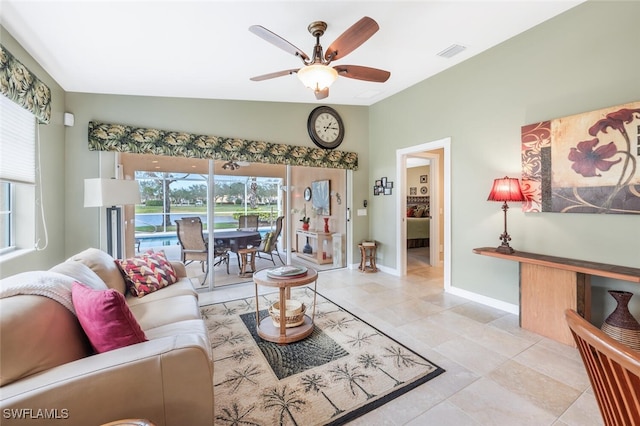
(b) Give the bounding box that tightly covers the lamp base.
[495,243,515,255]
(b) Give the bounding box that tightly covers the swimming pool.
[136,229,269,251]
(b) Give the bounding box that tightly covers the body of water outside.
[135,213,274,251]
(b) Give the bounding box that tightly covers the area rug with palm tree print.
[203,287,445,425]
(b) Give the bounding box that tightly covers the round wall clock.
[420,186,428,195]
[304,187,312,201]
[307,106,345,150]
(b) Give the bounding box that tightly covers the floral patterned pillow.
[116,250,178,297]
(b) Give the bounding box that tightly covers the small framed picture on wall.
[410,187,417,195]
[420,175,428,183]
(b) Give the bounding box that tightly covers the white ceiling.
[1,1,584,106]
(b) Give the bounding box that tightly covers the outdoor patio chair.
[565,309,640,426]
[255,215,285,265]
[176,217,209,279]
[238,214,259,231]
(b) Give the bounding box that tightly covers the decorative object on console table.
[601,290,640,351]
[300,204,311,231]
[323,217,329,233]
[303,238,313,254]
[84,178,141,259]
[486,176,526,254]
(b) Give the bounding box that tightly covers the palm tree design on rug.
[357,353,404,387]
[300,373,345,417]
[329,363,376,400]
[215,364,263,392]
[215,348,255,364]
[215,402,260,426]
[323,315,357,332]
[262,385,306,426]
[206,317,235,333]
[210,332,246,349]
[345,330,378,348]
[384,346,436,368]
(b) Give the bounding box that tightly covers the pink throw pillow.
[71,282,147,353]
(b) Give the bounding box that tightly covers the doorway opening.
[396,138,451,290]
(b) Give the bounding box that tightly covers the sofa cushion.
[72,282,147,353]
[68,248,127,294]
[129,295,201,331]
[49,261,108,290]
[116,251,178,297]
[0,295,90,386]
[126,278,197,307]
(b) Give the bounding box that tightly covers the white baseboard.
[346,263,518,315]
[446,286,519,315]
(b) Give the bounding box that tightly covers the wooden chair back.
[565,309,640,426]
[255,216,284,265]
[175,217,207,263]
[238,214,259,231]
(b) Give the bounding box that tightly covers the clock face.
[308,106,345,149]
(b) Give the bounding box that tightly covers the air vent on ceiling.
[437,44,467,59]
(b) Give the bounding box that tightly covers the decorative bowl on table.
[269,299,306,328]
[266,265,308,279]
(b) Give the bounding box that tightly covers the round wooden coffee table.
[253,267,318,344]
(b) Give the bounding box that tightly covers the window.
[0,182,12,252]
[0,95,37,255]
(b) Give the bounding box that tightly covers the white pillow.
[49,261,108,290]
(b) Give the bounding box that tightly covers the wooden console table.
[473,247,640,346]
[295,230,333,265]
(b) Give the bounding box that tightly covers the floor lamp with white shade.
[84,178,141,259]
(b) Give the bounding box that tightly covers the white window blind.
[0,95,36,184]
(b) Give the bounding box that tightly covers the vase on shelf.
[601,290,640,351]
[323,217,329,233]
[303,237,313,254]
[302,222,310,231]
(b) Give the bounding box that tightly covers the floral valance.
[0,44,51,124]
[88,121,359,170]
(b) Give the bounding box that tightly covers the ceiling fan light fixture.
[222,161,240,171]
[297,64,338,92]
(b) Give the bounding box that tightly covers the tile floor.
[197,250,603,425]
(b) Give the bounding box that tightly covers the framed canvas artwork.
[521,101,640,214]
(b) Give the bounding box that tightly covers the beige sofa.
[0,248,214,425]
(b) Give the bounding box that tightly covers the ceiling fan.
[221,161,250,171]
[249,16,390,99]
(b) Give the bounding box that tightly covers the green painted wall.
[63,94,371,261]
[0,28,66,278]
[368,1,640,321]
[2,2,638,324]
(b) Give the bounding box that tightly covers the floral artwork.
[521,101,640,214]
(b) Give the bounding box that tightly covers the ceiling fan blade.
[249,25,310,62]
[250,69,299,81]
[324,17,379,62]
[334,65,390,82]
[314,88,329,100]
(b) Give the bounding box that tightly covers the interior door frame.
[396,137,451,290]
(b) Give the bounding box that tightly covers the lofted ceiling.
[1,1,584,106]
